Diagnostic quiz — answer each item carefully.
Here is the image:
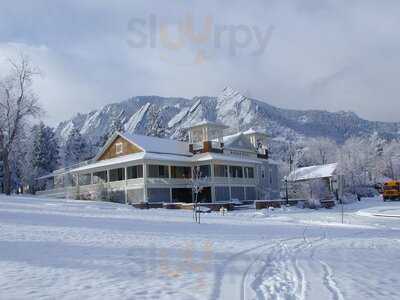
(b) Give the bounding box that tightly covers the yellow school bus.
[383,180,400,201]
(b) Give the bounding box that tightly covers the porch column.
[76,173,80,200]
[227,165,232,201]
[106,170,110,201]
[143,163,148,203]
[210,162,216,203]
[124,167,128,205]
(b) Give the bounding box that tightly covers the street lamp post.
[285,178,289,206]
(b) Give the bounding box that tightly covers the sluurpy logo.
[127,14,274,65]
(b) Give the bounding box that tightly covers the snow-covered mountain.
[55,87,400,159]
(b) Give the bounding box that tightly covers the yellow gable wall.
[98,136,142,161]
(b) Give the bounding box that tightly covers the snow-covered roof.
[120,132,191,156]
[286,163,338,182]
[72,152,193,173]
[242,128,267,136]
[222,132,242,145]
[193,153,262,165]
[71,151,263,173]
[219,132,256,152]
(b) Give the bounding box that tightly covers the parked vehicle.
[383,180,400,201]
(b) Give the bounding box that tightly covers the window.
[231,186,245,201]
[115,142,123,154]
[214,165,228,177]
[171,166,191,179]
[109,168,125,182]
[93,171,108,184]
[193,165,211,178]
[245,187,256,200]
[127,165,143,179]
[197,186,212,203]
[148,188,171,203]
[244,167,254,178]
[229,166,243,178]
[269,169,273,185]
[172,188,192,203]
[148,165,169,178]
[78,174,91,186]
[215,186,230,202]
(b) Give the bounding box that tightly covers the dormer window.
[115,142,123,154]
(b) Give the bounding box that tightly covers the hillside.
[55,87,400,159]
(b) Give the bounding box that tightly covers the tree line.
[0,55,123,194]
[279,135,400,191]
[1,55,399,195]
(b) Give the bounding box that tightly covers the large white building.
[37,122,280,203]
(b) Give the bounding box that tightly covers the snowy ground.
[0,195,399,300]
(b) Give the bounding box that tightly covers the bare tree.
[298,137,338,166]
[0,54,41,194]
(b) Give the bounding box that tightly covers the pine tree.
[22,122,60,193]
[146,105,166,137]
[64,126,88,166]
[31,122,60,173]
[110,117,124,134]
[96,116,125,150]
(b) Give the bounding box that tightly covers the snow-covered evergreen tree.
[96,115,125,149]
[31,122,60,174]
[64,126,89,166]
[22,122,60,193]
[110,117,124,133]
[146,105,166,138]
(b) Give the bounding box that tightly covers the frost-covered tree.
[0,55,42,194]
[110,117,124,133]
[31,122,59,174]
[8,130,28,193]
[146,105,166,138]
[64,126,89,166]
[298,138,338,167]
[96,115,125,149]
[338,136,384,191]
[382,139,400,180]
[23,122,59,192]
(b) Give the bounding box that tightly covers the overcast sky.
[1,0,399,125]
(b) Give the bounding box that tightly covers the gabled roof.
[287,163,338,182]
[94,132,192,161]
[121,132,191,156]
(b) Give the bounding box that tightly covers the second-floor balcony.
[190,141,224,154]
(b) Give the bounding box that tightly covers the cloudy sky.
[1,0,399,125]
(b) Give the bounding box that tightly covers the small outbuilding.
[286,163,339,203]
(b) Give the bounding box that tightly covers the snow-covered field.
[0,195,399,300]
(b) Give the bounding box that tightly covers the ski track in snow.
[1,196,400,299]
[249,239,310,300]
[320,261,345,300]
[240,227,371,300]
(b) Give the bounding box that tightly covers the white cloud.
[0,0,399,125]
